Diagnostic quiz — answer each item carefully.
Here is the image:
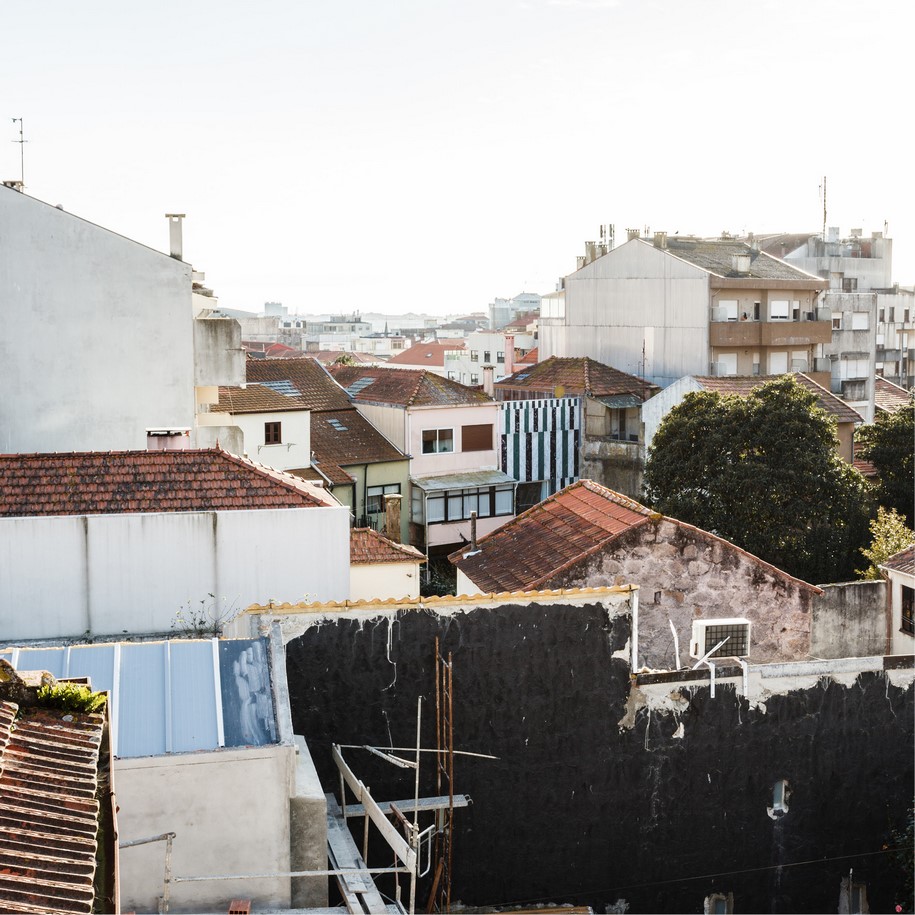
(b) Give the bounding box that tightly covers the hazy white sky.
[4,0,912,315]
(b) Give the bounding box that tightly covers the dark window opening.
[902,585,914,634]
[264,421,282,444]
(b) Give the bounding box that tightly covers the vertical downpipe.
[630,587,639,674]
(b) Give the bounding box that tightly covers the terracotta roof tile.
[874,377,913,414]
[693,373,863,423]
[309,410,405,468]
[516,347,539,365]
[386,343,462,367]
[0,701,106,915]
[0,449,332,517]
[350,528,424,564]
[497,357,657,399]
[216,383,310,414]
[881,544,915,576]
[246,357,352,412]
[329,366,492,407]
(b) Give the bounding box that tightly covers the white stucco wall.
[116,745,294,913]
[407,404,501,477]
[224,409,312,470]
[350,560,422,601]
[0,188,198,451]
[640,376,703,451]
[887,567,915,657]
[0,507,351,640]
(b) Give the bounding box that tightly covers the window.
[769,351,788,374]
[719,300,738,321]
[264,421,282,444]
[497,351,505,363]
[905,308,911,323]
[470,351,479,362]
[704,893,734,914]
[422,428,454,454]
[771,779,790,815]
[878,308,886,323]
[832,313,843,330]
[424,484,514,524]
[840,357,869,379]
[718,352,738,376]
[792,300,801,321]
[770,300,790,321]
[842,277,858,292]
[753,301,761,320]
[470,373,479,384]
[462,423,493,452]
[902,585,914,634]
[366,483,401,515]
[483,350,491,363]
[851,313,869,330]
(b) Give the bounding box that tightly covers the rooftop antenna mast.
[11,118,26,189]
[821,175,827,241]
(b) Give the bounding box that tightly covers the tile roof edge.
[214,448,333,507]
[243,584,638,613]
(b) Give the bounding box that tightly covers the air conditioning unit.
[690,618,751,660]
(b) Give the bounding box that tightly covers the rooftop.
[881,544,915,576]
[216,383,310,414]
[692,373,864,424]
[386,342,462,367]
[498,356,657,400]
[0,448,335,517]
[634,237,824,283]
[246,356,352,412]
[874,376,913,414]
[350,528,424,564]
[329,366,493,407]
[0,688,107,914]
[450,479,820,596]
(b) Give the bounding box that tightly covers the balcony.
[709,318,832,348]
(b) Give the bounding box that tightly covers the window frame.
[424,484,514,524]
[366,483,401,516]
[421,428,455,455]
[902,585,914,634]
[264,421,282,445]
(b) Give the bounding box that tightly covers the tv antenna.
[11,118,26,189]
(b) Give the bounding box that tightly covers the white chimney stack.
[165,213,186,260]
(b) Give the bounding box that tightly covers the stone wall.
[812,579,887,658]
[548,517,817,668]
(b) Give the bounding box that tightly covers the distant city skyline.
[5,0,911,315]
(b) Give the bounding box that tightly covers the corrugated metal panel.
[0,638,276,758]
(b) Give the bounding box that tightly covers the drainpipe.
[629,587,639,674]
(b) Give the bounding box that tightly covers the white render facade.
[0,187,243,452]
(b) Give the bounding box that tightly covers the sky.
[4,0,912,316]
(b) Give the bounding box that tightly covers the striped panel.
[500,397,581,487]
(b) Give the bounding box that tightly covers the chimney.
[653,231,667,249]
[731,253,751,274]
[626,228,641,242]
[504,334,515,376]
[384,494,402,544]
[465,511,481,557]
[482,365,495,397]
[165,213,186,260]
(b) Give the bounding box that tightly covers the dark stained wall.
[285,601,913,914]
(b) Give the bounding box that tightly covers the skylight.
[328,419,348,431]
[346,377,376,397]
[258,380,300,397]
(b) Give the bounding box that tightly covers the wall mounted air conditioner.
[690,618,751,659]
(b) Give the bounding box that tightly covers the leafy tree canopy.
[858,507,915,579]
[856,399,915,524]
[644,376,872,583]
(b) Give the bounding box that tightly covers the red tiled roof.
[874,377,913,414]
[881,544,915,576]
[497,357,657,400]
[0,449,333,517]
[216,384,310,414]
[310,351,380,366]
[310,410,406,469]
[0,700,106,915]
[852,441,878,478]
[350,528,424,564]
[386,343,463,367]
[246,357,352,412]
[693,373,863,424]
[329,366,492,407]
[449,480,654,593]
[503,310,539,330]
[516,347,539,365]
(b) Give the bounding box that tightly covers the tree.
[858,507,915,579]
[856,398,915,524]
[643,376,872,583]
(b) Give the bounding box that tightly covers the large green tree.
[643,376,872,583]
[856,398,914,524]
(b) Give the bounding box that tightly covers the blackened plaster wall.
[284,599,913,914]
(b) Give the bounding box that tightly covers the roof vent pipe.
[465,511,481,557]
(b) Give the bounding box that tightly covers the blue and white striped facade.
[501,397,581,503]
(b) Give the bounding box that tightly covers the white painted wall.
[0,507,351,640]
[887,567,915,657]
[116,745,294,913]
[0,188,198,451]
[456,568,483,596]
[350,561,422,601]
[222,409,311,470]
[640,376,703,450]
[408,404,501,477]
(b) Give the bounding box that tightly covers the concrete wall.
[545,518,817,668]
[352,403,406,451]
[0,507,351,640]
[0,188,197,451]
[193,317,244,388]
[811,580,887,658]
[642,376,703,450]
[887,567,915,656]
[115,745,295,913]
[351,561,422,601]
[548,239,712,387]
